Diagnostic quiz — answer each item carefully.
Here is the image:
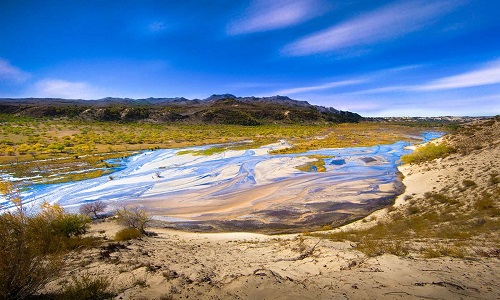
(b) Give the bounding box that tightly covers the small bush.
[79,201,108,219]
[57,273,115,300]
[115,206,151,234]
[356,239,384,257]
[385,240,410,256]
[28,202,91,254]
[407,206,421,215]
[356,239,410,257]
[162,269,180,280]
[160,294,175,300]
[115,227,142,241]
[52,213,91,238]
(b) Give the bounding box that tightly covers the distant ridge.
[0,95,362,125]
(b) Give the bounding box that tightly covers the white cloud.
[283,0,458,56]
[227,0,326,35]
[34,79,98,99]
[417,59,500,90]
[274,79,364,95]
[0,58,30,82]
[149,21,166,33]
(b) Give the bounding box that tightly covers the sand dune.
[45,221,499,299]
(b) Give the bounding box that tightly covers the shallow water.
[2,132,443,229]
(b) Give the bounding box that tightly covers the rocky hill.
[0,95,362,125]
[367,116,489,123]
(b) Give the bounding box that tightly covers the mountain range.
[0,95,363,125]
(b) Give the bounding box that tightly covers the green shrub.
[115,227,142,241]
[356,239,385,257]
[401,142,455,164]
[27,202,91,253]
[51,213,90,238]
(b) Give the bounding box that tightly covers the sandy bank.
[44,219,500,299]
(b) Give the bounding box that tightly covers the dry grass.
[55,272,115,300]
[0,180,105,299]
[115,228,142,241]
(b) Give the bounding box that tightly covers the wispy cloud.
[346,59,500,93]
[281,64,422,96]
[227,0,326,35]
[417,59,500,90]
[34,79,97,99]
[340,85,414,96]
[274,79,364,95]
[0,58,30,82]
[367,93,500,117]
[283,0,458,56]
[148,21,167,33]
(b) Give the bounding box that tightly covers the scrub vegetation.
[0,114,450,183]
[401,142,456,164]
[0,180,102,299]
[0,179,151,299]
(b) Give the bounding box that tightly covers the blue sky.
[1,0,499,116]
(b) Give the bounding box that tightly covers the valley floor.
[41,119,500,299]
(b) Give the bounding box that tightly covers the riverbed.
[3,132,442,232]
